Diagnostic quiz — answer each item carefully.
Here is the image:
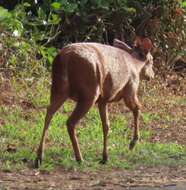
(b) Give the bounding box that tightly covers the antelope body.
[35,38,154,167]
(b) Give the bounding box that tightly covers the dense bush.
[0,0,185,76]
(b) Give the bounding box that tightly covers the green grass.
[177,97,186,105]
[0,99,186,172]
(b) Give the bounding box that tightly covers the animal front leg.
[129,107,140,150]
[98,101,109,164]
[123,91,141,150]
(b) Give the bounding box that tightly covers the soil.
[0,166,186,190]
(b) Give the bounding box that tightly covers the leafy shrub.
[0,0,185,76]
[0,3,58,79]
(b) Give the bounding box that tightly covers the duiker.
[35,37,154,167]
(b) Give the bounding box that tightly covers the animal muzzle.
[146,71,155,81]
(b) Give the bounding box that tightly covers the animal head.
[134,36,155,80]
[133,36,152,55]
[113,37,155,80]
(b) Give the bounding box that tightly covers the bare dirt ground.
[1,166,186,190]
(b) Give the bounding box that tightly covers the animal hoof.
[76,158,84,164]
[129,140,137,150]
[34,157,42,168]
[99,159,108,164]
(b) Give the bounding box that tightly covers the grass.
[177,97,186,106]
[0,92,186,172]
[0,78,186,172]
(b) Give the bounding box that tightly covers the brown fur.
[35,41,154,167]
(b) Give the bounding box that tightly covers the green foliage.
[0,2,61,40]
[182,1,186,7]
[0,32,51,79]
[0,3,59,79]
[0,0,185,77]
[0,6,11,21]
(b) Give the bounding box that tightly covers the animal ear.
[113,38,122,47]
[113,38,133,53]
[141,38,153,54]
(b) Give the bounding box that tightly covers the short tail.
[50,53,68,100]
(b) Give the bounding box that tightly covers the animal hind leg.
[35,92,68,168]
[66,98,96,162]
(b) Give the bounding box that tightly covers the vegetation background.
[0,0,185,77]
[0,0,186,189]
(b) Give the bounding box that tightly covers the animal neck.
[130,51,147,74]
